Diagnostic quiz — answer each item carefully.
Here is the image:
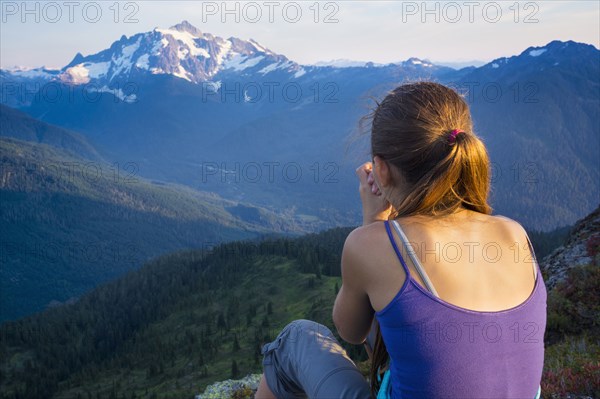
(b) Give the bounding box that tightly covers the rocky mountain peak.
[170,20,204,37]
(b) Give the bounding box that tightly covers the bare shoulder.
[342,222,398,297]
[345,222,388,252]
[487,214,529,241]
[343,222,389,270]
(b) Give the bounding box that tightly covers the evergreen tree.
[217,312,227,332]
[232,335,241,352]
[231,360,239,379]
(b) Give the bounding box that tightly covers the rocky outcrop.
[196,374,261,399]
[541,206,600,290]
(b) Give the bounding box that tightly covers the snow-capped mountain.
[1,66,61,79]
[478,40,598,73]
[0,20,459,109]
[1,20,458,94]
[63,21,304,85]
[0,67,62,108]
[311,57,435,69]
[399,57,436,68]
[5,21,305,90]
[311,59,386,68]
[1,28,597,231]
[62,21,306,84]
[3,27,595,93]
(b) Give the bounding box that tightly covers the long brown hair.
[363,81,492,396]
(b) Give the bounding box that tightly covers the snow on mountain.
[479,40,598,71]
[0,67,62,108]
[155,26,210,58]
[52,20,303,86]
[3,66,60,79]
[529,48,547,57]
[87,85,138,103]
[1,20,457,95]
[3,21,596,111]
[311,59,383,68]
[402,57,434,67]
[224,54,265,72]
[482,57,510,69]
[432,60,487,69]
[311,57,444,71]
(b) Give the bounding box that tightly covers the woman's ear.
[373,155,392,188]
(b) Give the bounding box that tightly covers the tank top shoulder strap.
[524,231,540,282]
[384,220,411,276]
[384,220,439,297]
[390,220,440,297]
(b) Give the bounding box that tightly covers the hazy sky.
[1,0,598,69]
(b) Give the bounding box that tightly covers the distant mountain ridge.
[0,135,320,320]
[4,20,304,93]
[0,20,454,105]
[0,104,101,160]
[4,31,593,92]
[0,22,598,231]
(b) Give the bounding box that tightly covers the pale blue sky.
[1,1,598,69]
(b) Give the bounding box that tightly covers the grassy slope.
[541,262,600,398]
[0,247,345,398]
[58,259,340,398]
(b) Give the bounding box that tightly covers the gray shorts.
[261,319,371,399]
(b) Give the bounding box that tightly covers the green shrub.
[543,262,600,398]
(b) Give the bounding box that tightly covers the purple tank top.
[376,220,547,399]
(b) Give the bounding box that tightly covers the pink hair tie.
[448,129,464,144]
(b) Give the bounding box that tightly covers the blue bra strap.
[376,368,392,399]
[384,220,411,276]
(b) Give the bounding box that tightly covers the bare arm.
[332,228,375,345]
[333,162,389,345]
